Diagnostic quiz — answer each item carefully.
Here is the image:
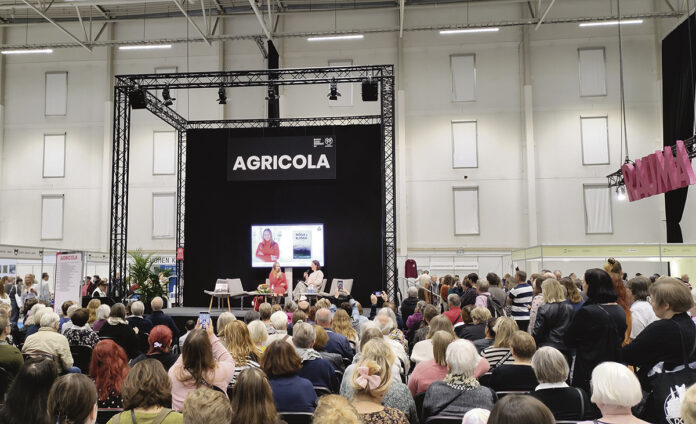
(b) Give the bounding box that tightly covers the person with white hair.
[247,319,269,353]
[216,311,237,339]
[92,304,111,332]
[22,311,76,373]
[60,304,82,334]
[421,339,496,418]
[293,321,339,392]
[126,300,153,336]
[377,308,407,350]
[401,286,420,326]
[375,313,410,375]
[23,303,48,337]
[584,362,649,424]
[264,310,292,346]
[145,296,180,341]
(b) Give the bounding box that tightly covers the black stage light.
[327,78,341,101]
[128,87,147,109]
[266,85,278,101]
[217,87,227,105]
[162,86,175,106]
[361,78,379,101]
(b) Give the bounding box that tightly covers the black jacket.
[98,322,141,359]
[532,302,574,352]
[455,323,486,341]
[400,297,420,325]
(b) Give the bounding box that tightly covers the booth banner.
[0,245,43,260]
[54,252,83,314]
[227,135,336,181]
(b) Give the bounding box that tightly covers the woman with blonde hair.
[604,257,633,344]
[223,320,261,386]
[481,316,519,368]
[332,309,358,348]
[349,341,409,424]
[532,279,574,356]
[560,277,585,312]
[410,314,456,364]
[86,298,100,325]
[313,394,361,424]
[247,319,268,354]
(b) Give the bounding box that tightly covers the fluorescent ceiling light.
[579,19,643,27]
[440,27,500,34]
[1,49,53,55]
[119,44,172,50]
[307,34,364,41]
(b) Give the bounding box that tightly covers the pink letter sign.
[622,140,696,202]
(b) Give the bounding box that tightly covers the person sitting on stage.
[146,297,180,343]
[316,308,354,362]
[269,262,288,298]
[265,311,292,346]
[305,260,324,291]
[255,228,280,263]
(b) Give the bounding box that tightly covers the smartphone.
[374,291,382,297]
[199,311,211,330]
[337,280,344,291]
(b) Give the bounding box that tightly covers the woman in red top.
[255,228,280,262]
[269,262,288,298]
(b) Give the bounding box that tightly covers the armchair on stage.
[204,278,251,312]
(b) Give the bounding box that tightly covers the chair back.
[425,416,464,424]
[96,408,123,424]
[279,412,313,424]
[214,279,229,293]
[314,386,331,397]
[0,366,8,404]
[414,391,426,422]
[226,278,245,295]
[495,390,530,399]
[69,345,93,375]
[22,350,55,362]
[478,372,492,387]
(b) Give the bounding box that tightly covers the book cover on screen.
[293,231,312,259]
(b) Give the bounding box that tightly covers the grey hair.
[407,286,418,297]
[531,346,569,384]
[377,307,397,330]
[416,301,427,314]
[292,322,316,348]
[359,320,379,337]
[130,301,145,316]
[40,311,60,329]
[315,308,332,326]
[477,280,490,293]
[66,304,80,318]
[376,312,395,335]
[96,304,111,320]
[247,320,268,344]
[446,339,480,377]
[447,294,461,307]
[270,311,288,331]
[216,312,237,335]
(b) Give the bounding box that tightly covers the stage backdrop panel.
[184,124,383,306]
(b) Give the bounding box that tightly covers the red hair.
[147,325,173,355]
[89,340,129,401]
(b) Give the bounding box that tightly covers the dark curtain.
[662,13,696,242]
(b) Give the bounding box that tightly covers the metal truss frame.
[110,65,397,305]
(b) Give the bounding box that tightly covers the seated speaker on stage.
[255,228,280,262]
[294,260,324,298]
[269,262,288,297]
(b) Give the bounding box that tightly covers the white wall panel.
[580,116,609,165]
[41,195,64,240]
[152,193,175,239]
[451,55,476,102]
[583,185,613,234]
[43,134,66,178]
[45,71,67,116]
[579,48,606,97]
[453,187,480,235]
[452,121,478,168]
[153,131,176,175]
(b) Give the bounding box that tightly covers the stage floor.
[168,306,248,319]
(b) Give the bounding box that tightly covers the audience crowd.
[0,263,695,424]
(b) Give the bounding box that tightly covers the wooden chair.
[204,279,232,312]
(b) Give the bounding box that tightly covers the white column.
[521,25,538,246]
[396,34,408,258]
[99,23,115,252]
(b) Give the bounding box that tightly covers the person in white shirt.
[92,280,108,298]
[304,260,324,292]
[626,276,657,341]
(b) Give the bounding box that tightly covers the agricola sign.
[621,140,696,202]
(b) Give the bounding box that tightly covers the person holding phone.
[255,228,280,263]
[269,262,288,298]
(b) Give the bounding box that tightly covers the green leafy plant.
[128,249,171,306]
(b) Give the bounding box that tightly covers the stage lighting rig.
[217,87,227,105]
[266,85,278,101]
[327,79,341,101]
[162,87,175,106]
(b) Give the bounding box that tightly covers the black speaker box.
[361,79,379,101]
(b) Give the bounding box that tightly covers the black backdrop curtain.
[662,13,696,242]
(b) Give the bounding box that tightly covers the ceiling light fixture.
[1,49,53,55]
[217,87,227,105]
[307,34,364,42]
[162,87,175,106]
[616,186,627,201]
[119,44,172,50]
[440,27,500,34]
[579,19,643,27]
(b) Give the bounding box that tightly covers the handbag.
[641,320,696,424]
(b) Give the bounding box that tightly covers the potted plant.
[128,249,172,311]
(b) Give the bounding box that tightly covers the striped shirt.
[508,282,534,320]
[481,347,514,369]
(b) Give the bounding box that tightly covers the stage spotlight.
[361,78,378,101]
[266,85,278,101]
[328,79,341,101]
[616,185,627,201]
[217,87,227,105]
[162,87,175,106]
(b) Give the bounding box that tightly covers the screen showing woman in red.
[268,262,288,296]
[255,228,280,262]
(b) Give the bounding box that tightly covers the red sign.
[176,248,184,261]
[621,140,696,202]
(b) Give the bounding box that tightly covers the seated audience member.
[561,277,585,313]
[248,319,269,353]
[314,325,345,371]
[681,383,696,424]
[22,311,75,373]
[316,307,354,361]
[147,297,181,341]
[58,300,75,333]
[63,308,99,349]
[0,357,58,424]
[98,303,141,359]
[531,279,573,355]
[422,339,496,419]
[132,325,179,371]
[87,299,100,325]
[92,304,111,332]
[293,321,339,392]
[626,276,657,341]
[168,324,235,410]
[264,310,292,346]
[473,318,497,353]
[90,340,129,408]
[107,359,184,424]
[411,314,456,364]
[259,302,275,334]
[178,319,196,351]
[230,367,282,424]
[443,294,463,325]
[408,330,454,396]
[23,303,47,337]
[127,300,154,335]
[529,346,598,421]
[489,331,538,392]
[0,314,23,384]
[291,310,307,332]
[262,339,317,413]
[462,408,491,424]
[345,327,401,386]
[182,387,234,424]
[579,362,649,424]
[341,339,419,424]
[285,301,297,323]
[244,310,261,324]
[481,317,518,369]
[312,394,362,424]
[456,307,491,341]
[412,304,439,346]
[332,309,359,349]
[48,373,98,424]
[215,311,236,341]
[375,313,409,374]
[222,320,261,386]
[488,394,555,424]
[349,351,409,424]
[377,308,407,350]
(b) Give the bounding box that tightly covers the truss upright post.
[176,130,187,306]
[381,66,398,303]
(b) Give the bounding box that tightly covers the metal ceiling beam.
[20,0,92,50]
[75,5,89,41]
[248,0,272,40]
[534,0,556,30]
[171,0,212,45]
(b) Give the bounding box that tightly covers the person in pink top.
[408,330,490,396]
[168,321,236,410]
